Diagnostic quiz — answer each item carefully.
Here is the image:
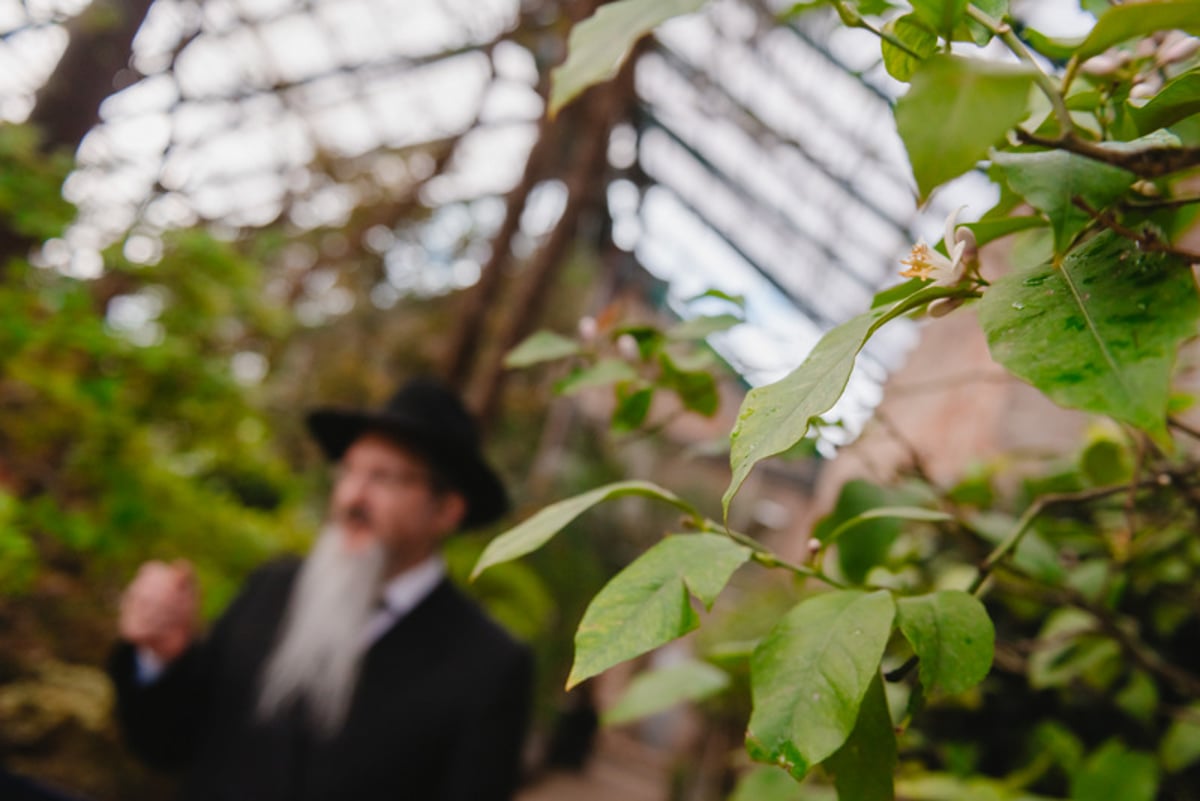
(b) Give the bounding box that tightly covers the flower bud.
[1157,32,1200,66]
[928,296,966,318]
[1080,52,1124,76]
[616,333,640,361]
[577,316,597,343]
[1130,73,1163,100]
[954,226,978,264]
[1135,36,1161,60]
[1131,179,1161,197]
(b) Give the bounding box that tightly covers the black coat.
[109,559,533,801]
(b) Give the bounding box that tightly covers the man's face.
[329,433,466,574]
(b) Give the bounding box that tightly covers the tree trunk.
[441,115,554,391]
[473,43,642,428]
[0,0,155,275]
[28,0,156,155]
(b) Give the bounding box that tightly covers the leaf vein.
[1058,255,1129,400]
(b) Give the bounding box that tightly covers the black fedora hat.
[305,378,509,529]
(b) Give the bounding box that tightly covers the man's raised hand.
[119,560,199,665]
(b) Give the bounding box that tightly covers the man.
[109,378,533,801]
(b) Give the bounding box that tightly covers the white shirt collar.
[379,554,446,618]
[362,555,446,646]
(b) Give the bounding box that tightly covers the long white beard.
[256,526,386,737]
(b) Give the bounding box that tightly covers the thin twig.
[968,479,1162,595]
[965,3,1075,136]
[1169,417,1200,442]
[830,0,924,60]
[1017,129,1200,179]
[1071,197,1200,260]
[1124,194,1200,210]
[699,518,847,588]
[994,569,1200,698]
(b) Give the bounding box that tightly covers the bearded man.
[108,379,532,801]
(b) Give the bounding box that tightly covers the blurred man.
[109,379,532,801]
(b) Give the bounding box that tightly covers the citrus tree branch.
[829,0,925,59]
[965,3,1074,136]
[967,479,1165,595]
[697,518,847,588]
[994,569,1200,698]
[1072,197,1200,260]
[1017,129,1200,178]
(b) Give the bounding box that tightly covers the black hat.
[305,378,509,529]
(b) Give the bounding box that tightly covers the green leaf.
[549,0,710,116]
[505,330,581,368]
[967,512,1066,583]
[1080,438,1133,485]
[602,659,730,725]
[820,506,953,547]
[855,0,897,14]
[0,512,37,595]
[1071,740,1159,801]
[666,313,742,340]
[471,480,696,579]
[569,533,752,687]
[1034,721,1085,776]
[1114,670,1159,724]
[871,277,925,308]
[881,13,938,82]
[978,230,1200,446]
[1129,69,1200,137]
[825,674,896,801]
[686,288,746,309]
[659,353,719,416]
[897,773,1064,800]
[1162,704,1200,773]
[612,385,654,432]
[1023,28,1085,62]
[813,481,904,584]
[778,0,826,23]
[1027,609,1120,690]
[554,358,639,395]
[816,482,945,582]
[895,55,1035,201]
[728,766,812,801]
[911,0,968,40]
[1075,0,1200,62]
[990,150,1136,253]
[724,284,960,515]
[896,591,995,695]
[747,590,896,778]
[444,538,555,642]
[962,0,1008,46]
[962,215,1047,247]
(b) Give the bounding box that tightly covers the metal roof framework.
[0,0,990,426]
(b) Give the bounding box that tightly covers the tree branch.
[1017,129,1200,179]
[1071,197,1200,260]
[968,479,1164,595]
[994,570,1200,698]
[965,3,1074,136]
